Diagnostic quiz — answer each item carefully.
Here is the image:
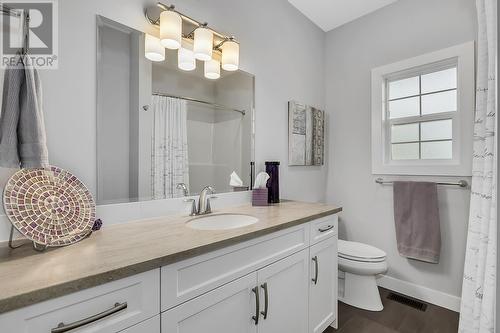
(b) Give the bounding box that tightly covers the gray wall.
[21,0,326,205]
[325,0,477,300]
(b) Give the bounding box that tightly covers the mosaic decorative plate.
[3,166,96,247]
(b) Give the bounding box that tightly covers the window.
[371,42,475,176]
[388,66,456,161]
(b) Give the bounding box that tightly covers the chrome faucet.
[197,186,215,215]
[184,186,216,216]
[176,183,189,196]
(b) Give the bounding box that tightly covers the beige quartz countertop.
[0,201,341,314]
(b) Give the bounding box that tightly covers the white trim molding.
[371,41,475,176]
[377,274,461,312]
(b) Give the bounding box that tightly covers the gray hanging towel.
[0,56,49,168]
[393,181,441,263]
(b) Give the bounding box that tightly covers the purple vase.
[265,161,280,204]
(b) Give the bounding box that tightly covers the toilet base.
[340,272,383,311]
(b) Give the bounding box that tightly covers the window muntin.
[386,66,457,161]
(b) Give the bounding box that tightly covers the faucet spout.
[198,186,215,215]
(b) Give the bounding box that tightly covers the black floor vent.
[387,292,428,312]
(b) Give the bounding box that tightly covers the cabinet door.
[121,315,160,333]
[309,237,338,333]
[257,249,309,333]
[162,272,258,333]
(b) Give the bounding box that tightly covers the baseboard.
[377,275,461,312]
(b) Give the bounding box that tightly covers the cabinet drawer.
[121,315,160,333]
[310,215,338,245]
[161,224,309,311]
[0,269,160,333]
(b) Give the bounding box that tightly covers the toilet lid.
[338,240,386,261]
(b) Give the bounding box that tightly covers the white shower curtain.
[151,95,189,199]
[459,0,497,332]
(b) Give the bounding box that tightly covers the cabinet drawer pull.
[260,283,269,319]
[51,302,128,333]
[318,225,334,233]
[252,287,260,325]
[312,256,319,285]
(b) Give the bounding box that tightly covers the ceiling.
[288,0,399,32]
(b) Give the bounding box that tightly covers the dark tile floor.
[324,288,459,333]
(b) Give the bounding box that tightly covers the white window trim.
[371,41,475,176]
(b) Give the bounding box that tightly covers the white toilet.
[338,240,388,311]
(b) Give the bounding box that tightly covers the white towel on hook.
[0,55,49,168]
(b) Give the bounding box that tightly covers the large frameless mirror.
[96,16,255,205]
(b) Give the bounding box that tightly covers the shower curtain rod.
[153,92,246,115]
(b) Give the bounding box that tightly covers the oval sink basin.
[186,214,259,230]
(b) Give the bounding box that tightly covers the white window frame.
[371,41,475,176]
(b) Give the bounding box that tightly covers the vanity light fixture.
[221,37,239,71]
[145,2,240,77]
[193,26,213,61]
[178,46,196,71]
[145,34,165,62]
[204,59,221,79]
[160,9,182,49]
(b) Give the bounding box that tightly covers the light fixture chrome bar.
[375,177,468,188]
[146,2,238,44]
[152,92,245,115]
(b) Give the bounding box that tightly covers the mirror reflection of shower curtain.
[151,96,189,199]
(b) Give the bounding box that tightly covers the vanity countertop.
[0,201,341,314]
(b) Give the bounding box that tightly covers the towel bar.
[375,178,468,188]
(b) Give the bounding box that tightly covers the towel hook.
[21,11,30,55]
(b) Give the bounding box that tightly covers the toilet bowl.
[338,240,388,311]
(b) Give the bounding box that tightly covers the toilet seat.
[338,240,386,263]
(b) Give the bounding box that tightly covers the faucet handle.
[206,196,218,214]
[184,198,197,216]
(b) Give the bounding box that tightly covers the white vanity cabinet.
[162,272,258,333]
[309,237,338,332]
[121,315,160,333]
[162,249,310,333]
[0,269,160,333]
[161,215,338,333]
[0,213,338,333]
[256,249,309,333]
